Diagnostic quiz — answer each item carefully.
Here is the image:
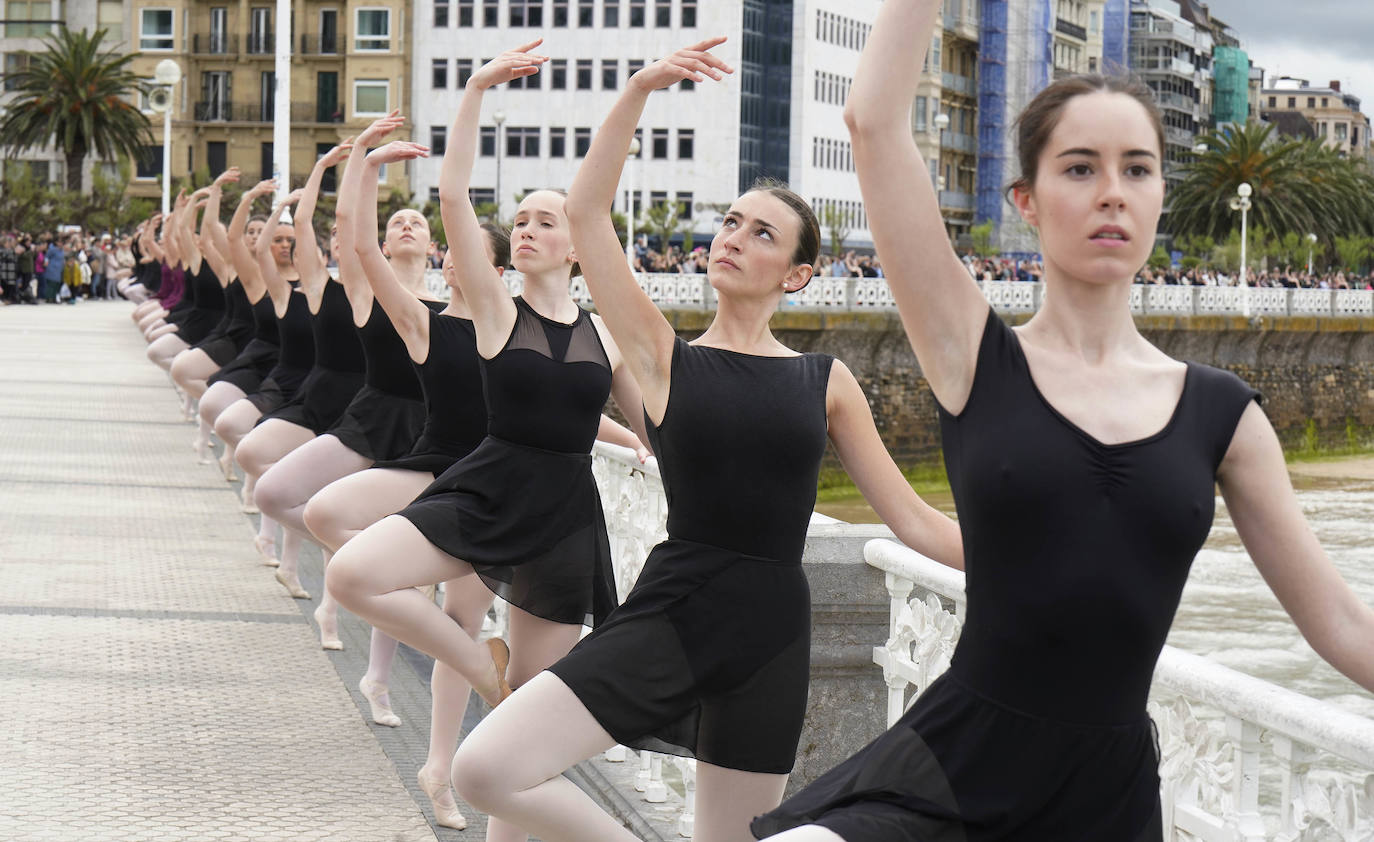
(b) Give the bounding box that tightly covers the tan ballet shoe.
[479,637,513,708]
[358,676,401,727]
[274,569,310,600]
[417,770,467,830]
[313,603,342,650]
[252,535,278,567]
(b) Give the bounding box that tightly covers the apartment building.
[124,0,411,203]
[1261,77,1371,159]
[1127,0,1213,187]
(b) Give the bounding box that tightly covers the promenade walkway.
[0,302,488,841]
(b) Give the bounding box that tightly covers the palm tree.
[0,28,152,193]
[1166,121,1374,243]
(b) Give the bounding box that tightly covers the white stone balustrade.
[864,538,1374,841]
[422,269,1374,319]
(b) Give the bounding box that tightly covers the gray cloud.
[1199,0,1374,60]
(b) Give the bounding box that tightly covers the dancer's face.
[707,190,806,296]
[271,223,295,266]
[382,210,430,259]
[510,191,575,276]
[1013,91,1164,287]
[330,224,341,262]
[244,220,266,250]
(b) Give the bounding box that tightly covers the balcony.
[290,101,344,123]
[1156,90,1197,113]
[940,72,976,98]
[1055,16,1087,41]
[191,33,238,55]
[299,32,344,55]
[941,131,977,155]
[938,190,975,211]
[245,31,274,55]
[194,101,272,123]
[1164,125,1194,148]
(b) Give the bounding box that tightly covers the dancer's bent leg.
[450,672,633,842]
[255,434,371,537]
[170,347,220,400]
[147,333,188,370]
[692,764,789,842]
[198,381,246,472]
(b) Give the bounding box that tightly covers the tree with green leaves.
[1333,235,1373,273]
[1147,244,1171,271]
[970,221,998,258]
[640,200,690,251]
[1167,121,1374,245]
[0,28,152,193]
[821,204,850,257]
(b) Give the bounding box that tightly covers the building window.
[651,128,669,159]
[139,8,174,50]
[1336,122,1348,140]
[354,8,390,51]
[480,126,496,156]
[1267,96,1275,107]
[510,0,543,26]
[549,127,566,157]
[677,128,694,159]
[553,0,568,25]
[650,190,668,209]
[456,59,473,87]
[626,59,644,78]
[353,79,389,116]
[654,0,669,26]
[458,0,474,25]
[432,59,448,89]
[578,0,593,26]
[3,53,31,92]
[576,59,593,90]
[98,0,124,43]
[914,96,927,131]
[575,127,592,156]
[509,61,541,88]
[483,0,498,26]
[429,187,441,203]
[435,0,449,26]
[550,59,567,88]
[1322,97,1329,107]
[1287,97,1296,108]
[470,187,495,207]
[629,0,644,26]
[431,126,448,154]
[602,0,618,26]
[1307,97,1316,108]
[506,127,540,157]
[676,191,692,214]
[601,59,617,90]
[681,0,695,26]
[134,145,161,180]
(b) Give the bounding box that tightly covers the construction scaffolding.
[1102,0,1130,73]
[1213,45,1250,126]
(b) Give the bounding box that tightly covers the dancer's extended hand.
[213,167,241,187]
[357,112,406,147]
[281,188,304,206]
[630,37,732,91]
[367,141,430,166]
[468,39,548,90]
[246,178,277,199]
[318,138,355,168]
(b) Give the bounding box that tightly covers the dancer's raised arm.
[846,0,986,413]
[295,141,352,298]
[439,42,546,355]
[141,213,164,262]
[338,118,397,311]
[256,189,302,304]
[566,38,730,409]
[198,176,235,283]
[355,139,437,360]
[179,189,207,272]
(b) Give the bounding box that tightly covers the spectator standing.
[0,235,17,304]
[15,235,36,303]
[41,235,65,303]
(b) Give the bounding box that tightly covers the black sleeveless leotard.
[263,279,365,434]
[400,296,616,626]
[753,308,1261,841]
[195,278,255,366]
[328,297,445,461]
[549,338,834,773]
[208,288,281,393]
[373,309,487,475]
[248,285,315,414]
[172,262,224,345]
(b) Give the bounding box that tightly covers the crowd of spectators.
[1133,266,1374,290]
[0,230,137,305]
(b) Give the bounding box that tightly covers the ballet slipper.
[218,450,238,481]
[358,676,401,727]
[252,535,278,567]
[314,603,342,650]
[241,486,259,514]
[417,770,467,830]
[476,637,512,708]
[192,437,212,465]
[274,569,310,600]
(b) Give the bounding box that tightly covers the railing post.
[1273,735,1314,839]
[1227,716,1267,841]
[676,758,696,837]
[883,571,915,725]
[645,753,667,803]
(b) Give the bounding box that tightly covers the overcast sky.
[1198,0,1374,114]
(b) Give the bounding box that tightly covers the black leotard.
[208,288,281,393]
[262,279,365,434]
[372,309,487,475]
[328,297,444,461]
[400,297,616,626]
[196,279,255,366]
[172,262,225,344]
[247,285,314,414]
[550,338,834,773]
[754,308,1261,841]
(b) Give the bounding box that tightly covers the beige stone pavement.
[0,301,442,841]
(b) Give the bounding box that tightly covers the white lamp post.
[153,59,182,217]
[272,0,291,206]
[493,110,506,221]
[1228,181,1252,315]
[625,136,640,269]
[933,111,950,198]
[1307,232,1318,276]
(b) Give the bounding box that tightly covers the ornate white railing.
[422,269,1374,320]
[865,538,1374,841]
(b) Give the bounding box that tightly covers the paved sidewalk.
[0,302,457,841]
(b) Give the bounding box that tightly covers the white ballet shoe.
[417,770,467,830]
[313,603,342,650]
[241,487,259,514]
[218,450,238,482]
[252,535,278,567]
[274,569,310,600]
[192,438,212,464]
[358,676,401,727]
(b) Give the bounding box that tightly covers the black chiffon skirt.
[261,367,364,434]
[247,365,311,415]
[549,537,811,774]
[208,338,279,393]
[750,670,1164,841]
[327,385,426,462]
[399,435,615,628]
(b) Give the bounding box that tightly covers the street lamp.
[493,110,506,221]
[1228,181,1252,315]
[1307,232,1318,275]
[933,112,950,196]
[152,59,182,217]
[625,136,640,269]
